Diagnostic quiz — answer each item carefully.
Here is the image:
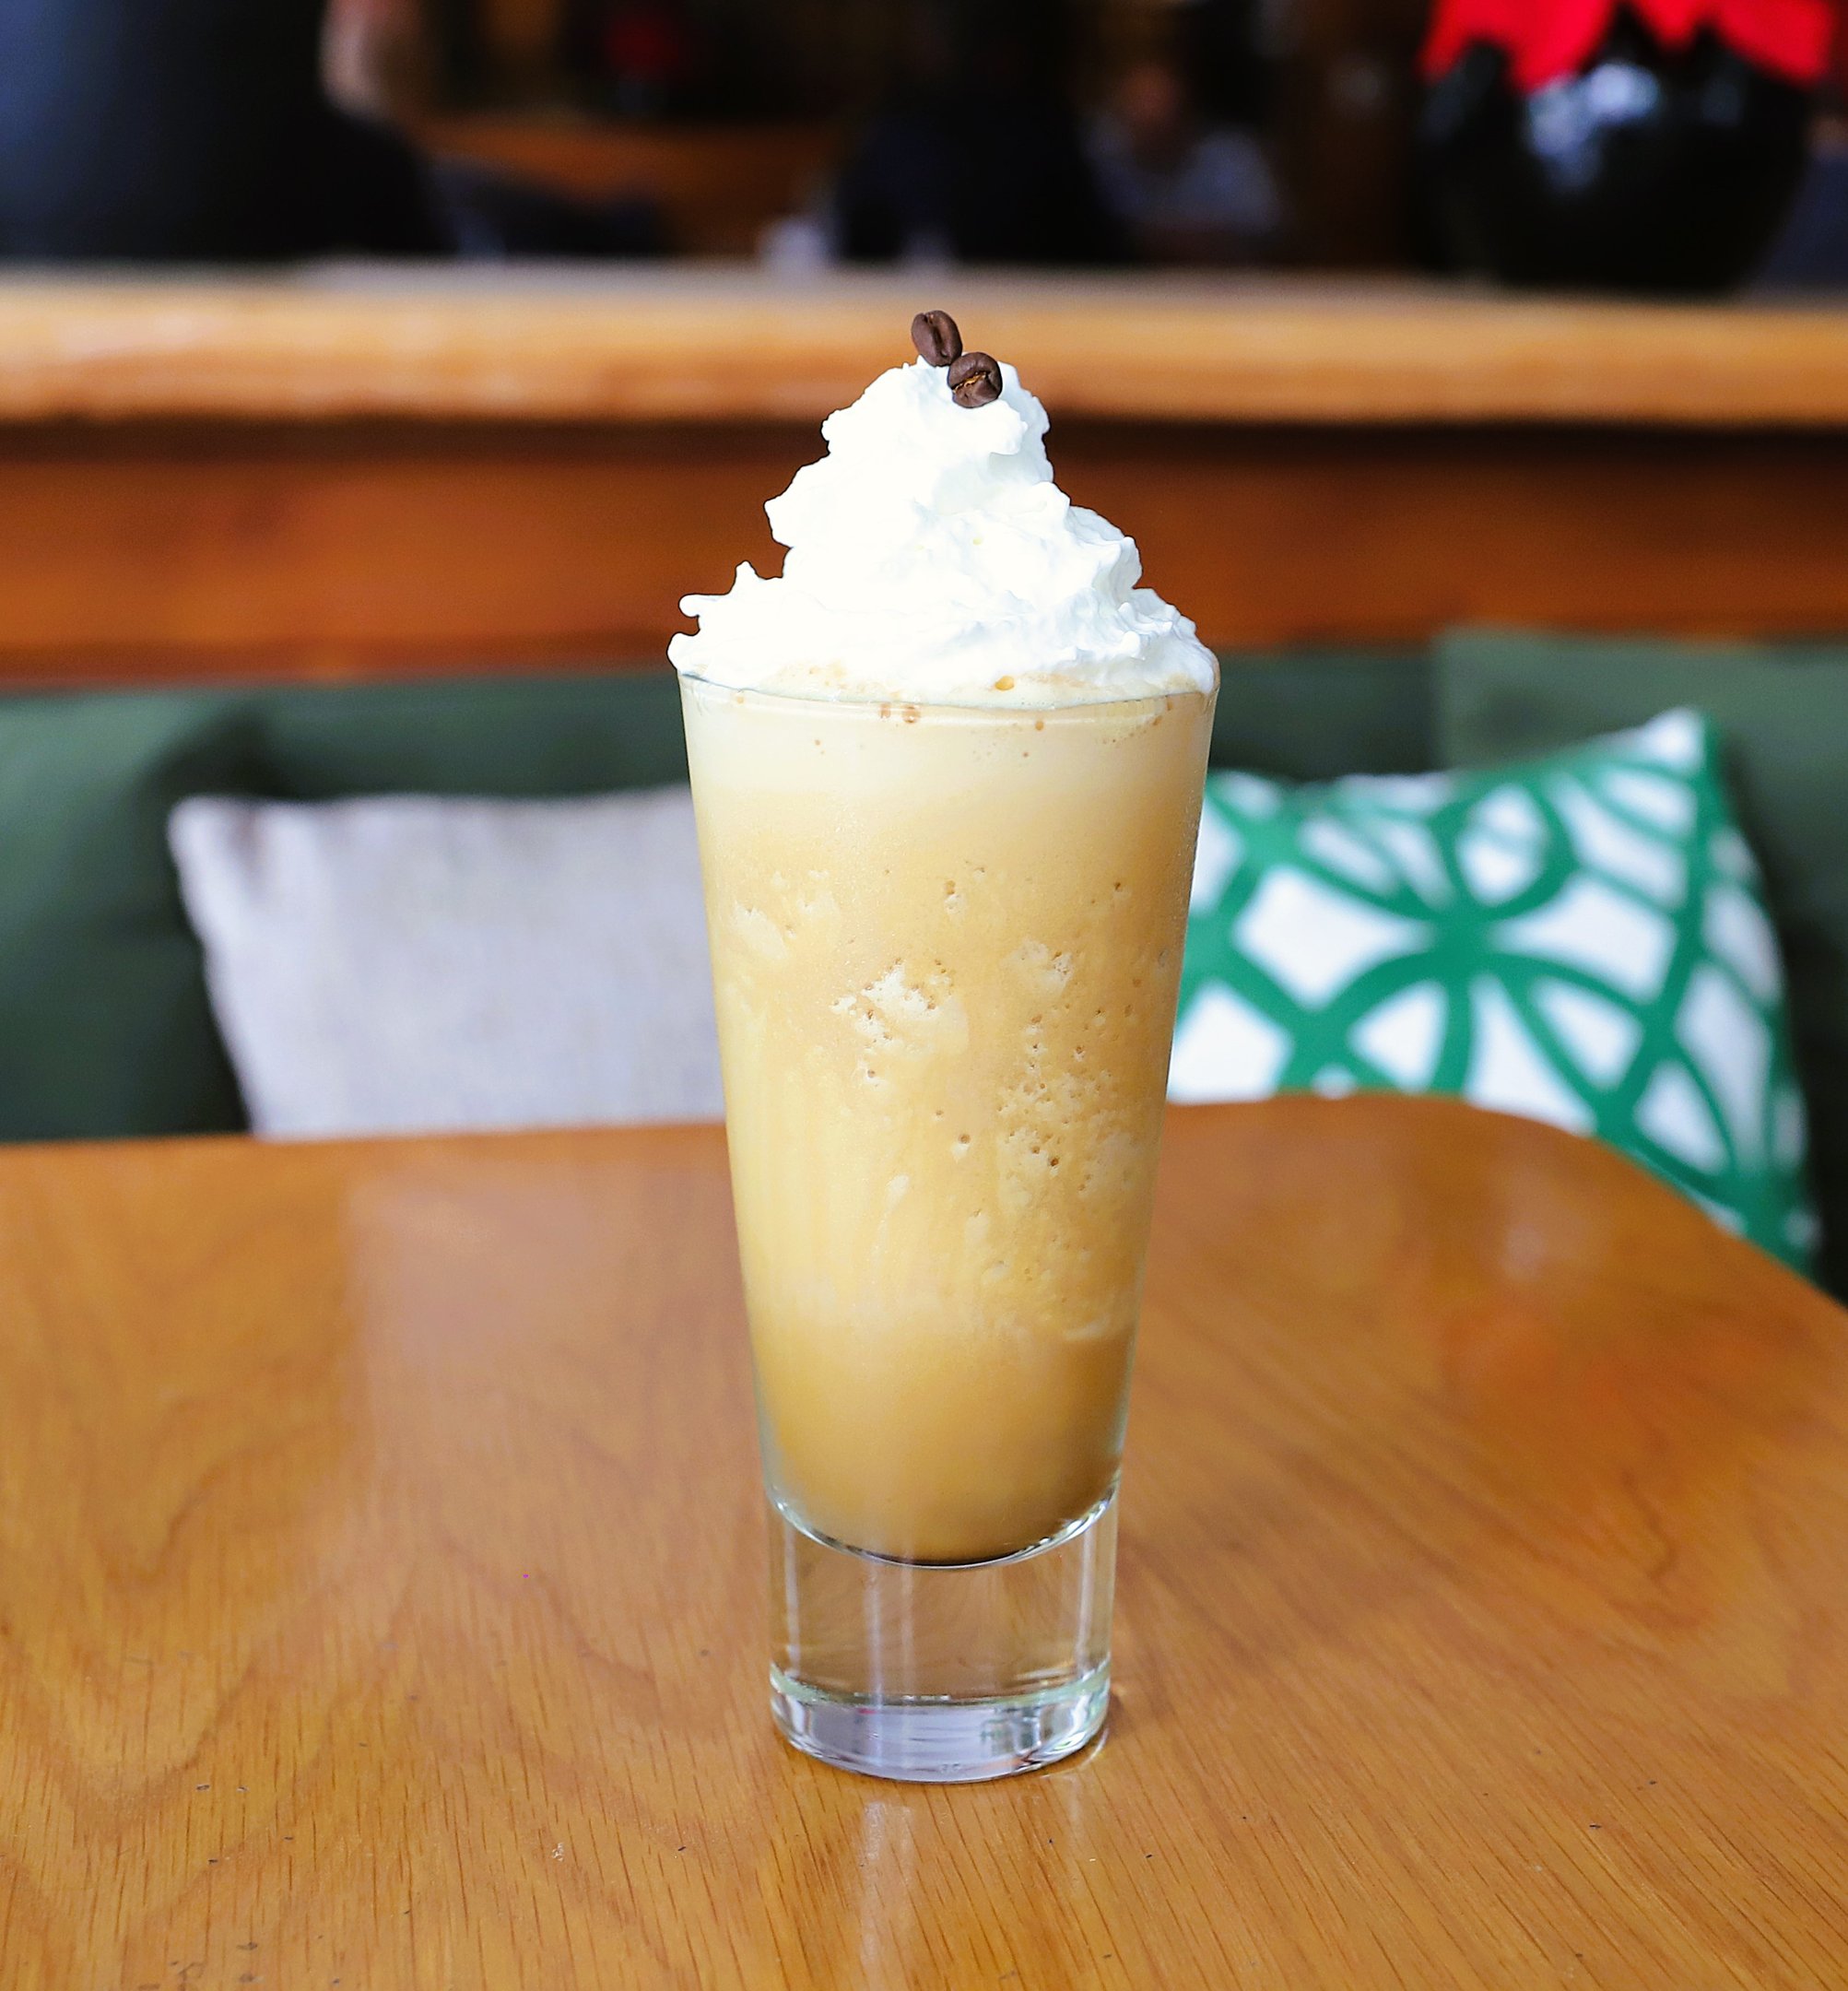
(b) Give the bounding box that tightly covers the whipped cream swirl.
[668,356,1217,708]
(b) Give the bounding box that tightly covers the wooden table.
[4,271,1848,688]
[2,1097,1844,1988]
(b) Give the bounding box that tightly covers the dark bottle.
[1419,7,1814,293]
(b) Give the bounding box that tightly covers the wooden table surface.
[4,269,1848,429]
[1,1098,1844,1989]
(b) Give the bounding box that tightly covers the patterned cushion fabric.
[1171,710,1815,1269]
[1437,630,1848,1297]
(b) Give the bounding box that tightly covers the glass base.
[766,1488,1116,1783]
[771,1659,1109,1783]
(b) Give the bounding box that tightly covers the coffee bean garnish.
[911,310,962,368]
[948,351,1003,408]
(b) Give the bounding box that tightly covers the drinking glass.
[680,671,1214,1780]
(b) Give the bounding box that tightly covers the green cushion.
[1174,710,1815,1272]
[0,690,255,1139]
[0,670,689,1144]
[255,670,689,797]
[1212,649,1432,778]
[1439,630,1848,1293]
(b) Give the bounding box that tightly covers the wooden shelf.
[2,270,1846,429]
[4,270,1846,680]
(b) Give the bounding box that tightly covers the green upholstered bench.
[1,640,1842,1293]
[0,653,1432,1147]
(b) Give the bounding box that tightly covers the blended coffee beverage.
[673,312,1215,1777]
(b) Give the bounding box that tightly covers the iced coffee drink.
[672,313,1216,1779]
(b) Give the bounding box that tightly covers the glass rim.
[673,665,1217,721]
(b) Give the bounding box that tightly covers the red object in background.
[603,4,694,90]
[1422,0,1837,91]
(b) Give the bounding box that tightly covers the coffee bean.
[948,351,1003,407]
[911,310,962,367]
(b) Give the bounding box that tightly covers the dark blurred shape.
[1172,0,1275,129]
[1090,56,1283,265]
[560,0,789,120]
[1756,122,1848,287]
[425,0,489,106]
[835,0,1126,265]
[321,111,457,255]
[601,3,700,116]
[1420,11,1813,293]
[430,157,668,256]
[0,0,443,258]
[0,0,673,262]
[561,0,705,117]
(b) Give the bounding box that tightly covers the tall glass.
[680,671,1215,1781]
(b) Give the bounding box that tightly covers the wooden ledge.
[1,270,1846,429]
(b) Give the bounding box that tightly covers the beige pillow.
[169,789,722,1137]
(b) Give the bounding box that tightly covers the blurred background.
[0,0,1837,280]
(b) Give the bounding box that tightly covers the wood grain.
[4,272,1848,428]
[0,1098,1842,1988]
[5,273,1847,687]
[1,421,1846,683]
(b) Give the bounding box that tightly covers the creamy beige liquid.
[683,677,1214,1565]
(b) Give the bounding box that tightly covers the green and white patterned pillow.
[1171,710,1816,1268]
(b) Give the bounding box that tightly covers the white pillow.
[169,788,723,1137]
